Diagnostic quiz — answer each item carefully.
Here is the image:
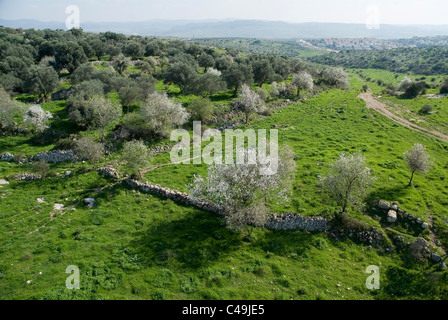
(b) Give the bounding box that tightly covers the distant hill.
[2,19,448,39]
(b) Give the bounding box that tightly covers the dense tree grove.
[0,26,351,148]
[309,46,448,75]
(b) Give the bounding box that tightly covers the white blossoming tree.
[239,84,265,124]
[85,96,122,142]
[188,146,296,237]
[404,143,431,187]
[323,67,349,89]
[23,104,53,133]
[319,153,374,213]
[292,71,314,98]
[140,92,190,138]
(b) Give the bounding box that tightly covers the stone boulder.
[391,201,399,211]
[410,237,431,259]
[53,203,64,210]
[0,153,15,162]
[98,167,120,180]
[378,200,391,210]
[432,253,442,263]
[84,198,95,208]
[0,179,9,185]
[387,210,397,223]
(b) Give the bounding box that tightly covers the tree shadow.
[251,229,318,258]
[134,210,242,270]
[367,185,410,205]
[210,91,234,103]
[367,186,426,237]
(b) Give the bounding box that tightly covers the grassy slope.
[1,76,448,300]
[353,68,448,135]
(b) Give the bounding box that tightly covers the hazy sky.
[0,0,447,25]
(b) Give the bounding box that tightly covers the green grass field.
[352,68,448,136]
[1,74,448,300]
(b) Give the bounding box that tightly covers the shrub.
[74,137,105,166]
[340,213,371,231]
[419,104,433,115]
[440,78,448,94]
[32,159,50,178]
[189,97,214,123]
[120,140,151,176]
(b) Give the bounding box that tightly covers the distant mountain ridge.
[2,18,448,39]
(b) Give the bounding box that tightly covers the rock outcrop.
[98,166,120,180]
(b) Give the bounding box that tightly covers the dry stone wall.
[32,150,78,163]
[123,178,328,232]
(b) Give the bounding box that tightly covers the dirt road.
[358,92,448,143]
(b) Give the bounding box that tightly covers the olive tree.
[198,53,215,72]
[118,86,145,111]
[440,78,448,94]
[54,41,87,72]
[292,71,314,98]
[238,84,265,124]
[404,144,431,187]
[124,41,144,60]
[23,65,60,101]
[189,72,227,97]
[140,92,190,138]
[0,87,24,130]
[189,97,215,123]
[253,59,275,87]
[319,153,374,213]
[323,67,349,88]
[74,137,105,166]
[84,96,122,141]
[223,63,253,96]
[70,64,95,84]
[112,54,131,75]
[163,62,198,94]
[23,104,53,133]
[120,140,151,178]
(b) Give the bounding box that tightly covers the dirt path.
[358,92,448,143]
